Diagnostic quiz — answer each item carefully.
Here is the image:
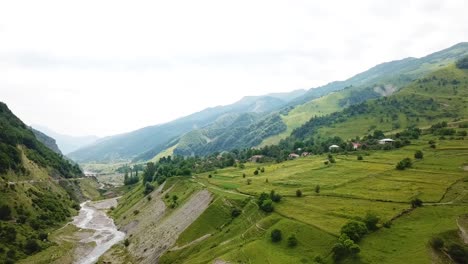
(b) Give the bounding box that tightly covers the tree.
[254,170,259,175]
[396,158,412,170]
[271,229,282,242]
[296,189,302,197]
[0,205,12,220]
[124,238,130,247]
[270,190,282,202]
[340,221,368,242]
[287,234,298,247]
[456,56,468,69]
[143,162,156,183]
[357,155,363,160]
[363,212,380,231]
[332,234,361,261]
[414,150,424,159]
[411,198,423,208]
[144,182,154,195]
[430,236,444,250]
[231,208,241,218]
[260,199,274,212]
[25,239,40,254]
[315,185,320,194]
[260,167,265,173]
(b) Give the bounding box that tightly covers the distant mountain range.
[68,42,468,164]
[31,125,99,154]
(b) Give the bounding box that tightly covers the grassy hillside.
[259,43,468,147]
[156,127,467,263]
[0,102,88,263]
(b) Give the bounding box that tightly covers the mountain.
[0,102,88,263]
[31,127,62,155]
[31,125,99,154]
[68,92,300,163]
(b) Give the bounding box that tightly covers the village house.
[329,144,340,151]
[379,138,395,144]
[288,153,300,159]
[249,155,264,162]
[301,152,310,157]
[352,142,361,150]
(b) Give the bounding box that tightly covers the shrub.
[447,243,468,263]
[253,170,259,175]
[332,234,361,261]
[38,232,48,241]
[340,221,368,242]
[271,229,282,242]
[124,238,130,247]
[25,239,40,254]
[430,236,444,250]
[242,173,246,178]
[414,150,424,159]
[270,190,282,202]
[144,182,155,195]
[231,208,241,218]
[260,199,274,212]
[357,155,363,160]
[456,56,468,69]
[208,174,212,178]
[364,212,380,231]
[133,210,140,215]
[411,198,423,208]
[260,167,265,173]
[0,205,12,220]
[315,185,320,194]
[287,234,298,247]
[396,158,412,170]
[296,189,302,197]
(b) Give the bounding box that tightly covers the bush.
[260,167,265,173]
[456,56,468,69]
[271,229,282,242]
[144,182,154,195]
[340,221,368,242]
[133,210,140,215]
[357,155,363,160]
[38,232,48,241]
[0,205,12,220]
[364,212,380,231]
[396,158,412,170]
[411,198,423,208]
[231,208,241,218]
[430,236,444,250]
[208,174,212,178]
[296,189,302,197]
[270,190,282,202]
[447,243,468,263]
[254,170,259,175]
[260,199,274,212]
[414,150,424,159]
[124,238,130,247]
[24,239,40,254]
[287,234,298,247]
[315,185,320,194]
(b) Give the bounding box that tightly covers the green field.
[158,131,468,263]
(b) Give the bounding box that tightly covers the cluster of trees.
[257,191,282,213]
[332,212,382,261]
[456,56,468,69]
[430,235,468,263]
[396,158,412,170]
[269,229,298,247]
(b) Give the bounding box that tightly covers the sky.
[0,0,467,137]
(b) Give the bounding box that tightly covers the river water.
[72,198,125,264]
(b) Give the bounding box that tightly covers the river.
[72,198,125,264]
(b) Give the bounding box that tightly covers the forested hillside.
[0,102,86,263]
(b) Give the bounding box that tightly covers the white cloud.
[0,0,467,136]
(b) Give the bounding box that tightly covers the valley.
[1,44,468,264]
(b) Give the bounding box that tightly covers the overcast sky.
[1,0,467,137]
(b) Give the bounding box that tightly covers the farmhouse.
[329,145,340,150]
[249,155,264,162]
[352,142,361,149]
[379,138,395,144]
[301,152,311,157]
[289,153,300,159]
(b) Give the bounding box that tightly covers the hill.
[68,93,300,163]
[0,102,91,263]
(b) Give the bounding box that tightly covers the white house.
[329,145,340,150]
[378,138,395,144]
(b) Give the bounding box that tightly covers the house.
[249,155,264,162]
[301,152,310,157]
[288,153,300,159]
[379,138,395,144]
[352,142,361,150]
[329,145,340,150]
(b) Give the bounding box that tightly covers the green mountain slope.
[0,102,86,263]
[288,63,468,146]
[68,94,295,163]
[259,42,468,146]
